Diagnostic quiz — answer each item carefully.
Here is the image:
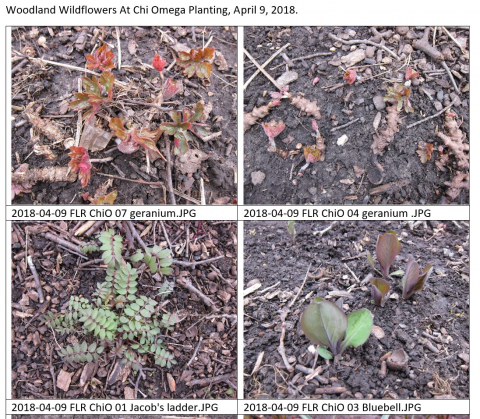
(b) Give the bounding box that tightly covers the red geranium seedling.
[109,118,165,160]
[343,69,356,85]
[69,71,115,121]
[162,78,180,101]
[160,101,209,155]
[152,53,167,73]
[405,67,419,80]
[416,141,434,163]
[176,47,215,83]
[384,83,414,113]
[299,145,322,175]
[68,146,92,187]
[86,43,115,72]
[261,120,285,152]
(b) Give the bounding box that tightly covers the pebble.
[396,26,409,35]
[450,93,461,107]
[403,44,413,54]
[251,171,266,185]
[337,134,348,146]
[434,101,443,111]
[437,90,444,101]
[276,71,298,87]
[340,49,366,67]
[308,187,317,195]
[365,46,376,58]
[372,94,386,110]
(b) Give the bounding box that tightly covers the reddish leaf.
[312,77,320,86]
[109,118,163,157]
[152,53,167,73]
[384,83,414,113]
[303,145,322,163]
[68,146,91,187]
[405,67,419,80]
[416,142,434,163]
[261,120,285,139]
[69,71,115,121]
[343,69,356,85]
[176,47,215,81]
[86,43,115,71]
[162,78,179,101]
[312,119,319,131]
[85,190,118,205]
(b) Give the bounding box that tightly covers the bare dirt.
[11,26,237,205]
[11,220,237,399]
[244,220,469,399]
[244,26,469,205]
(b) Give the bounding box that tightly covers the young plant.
[130,245,173,276]
[160,101,208,155]
[45,228,178,372]
[176,47,215,83]
[366,230,401,306]
[300,297,373,360]
[109,118,165,159]
[86,43,115,72]
[261,120,285,153]
[299,146,322,175]
[343,69,356,85]
[287,221,296,244]
[384,83,414,113]
[152,53,167,74]
[417,141,434,163]
[68,146,92,187]
[68,71,115,121]
[402,258,433,299]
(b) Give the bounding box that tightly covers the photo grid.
[5,14,470,419]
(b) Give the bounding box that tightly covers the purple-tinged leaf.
[369,277,391,307]
[376,230,402,277]
[402,259,433,299]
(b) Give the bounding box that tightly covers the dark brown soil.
[244,27,469,204]
[244,220,469,399]
[12,221,237,399]
[12,26,237,205]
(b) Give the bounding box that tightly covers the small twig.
[442,26,467,54]
[12,58,28,75]
[115,27,122,69]
[74,78,83,147]
[441,60,460,94]
[96,173,201,205]
[200,178,206,205]
[292,51,333,61]
[244,42,290,90]
[174,255,224,267]
[90,157,114,163]
[126,221,147,250]
[407,106,451,129]
[186,336,203,367]
[344,263,359,282]
[160,220,172,251]
[57,245,88,259]
[330,117,360,132]
[164,141,176,205]
[27,256,45,303]
[176,277,218,310]
[210,265,232,286]
[44,232,82,254]
[313,221,338,236]
[85,221,106,237]
[186,373,233,387]
[328,33,400,60]
[48,346,57,398]
[243,48,283,90]
[122,99,172,111]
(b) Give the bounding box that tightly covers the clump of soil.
[244,220,469,399]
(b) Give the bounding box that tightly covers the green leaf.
[130,250,144,262]
[317,346,333,360]
[140,309,151,318]
[300,297,347,357]
[341,308,373,351]
[124,307,135,317]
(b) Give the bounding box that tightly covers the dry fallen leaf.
[57,370,74,392]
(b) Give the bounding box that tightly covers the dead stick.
[315,386,346,395]
[164,141,176,205]
[85,221,106,237]
[292,51,333,61]
[369,178,410,194]
[27,256,45,303]
[160,220,172,251]
[186,373,233,387]
[45,232,82,254]
[96,173,201,205]
[243,48,283,91]
[126,221,147,250]
[295,364,328,384]
[176,277,218,310]
[174,255,224,267]
[186,336,203,367]
[122,99,172,112]
[407,106,451,129]
[244,43,290,90]
[330,117,360,132]
[48,346,58,398]
[328,33,399,60]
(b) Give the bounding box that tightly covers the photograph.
[11,220,237,399]
[244,220,469,399]
[244,26,469,205]
[11,26,237,205]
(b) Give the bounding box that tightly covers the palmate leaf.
[86,43,115,71]
[69,71,115,121]
[176,47,215,81]
[109,118,163,157]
